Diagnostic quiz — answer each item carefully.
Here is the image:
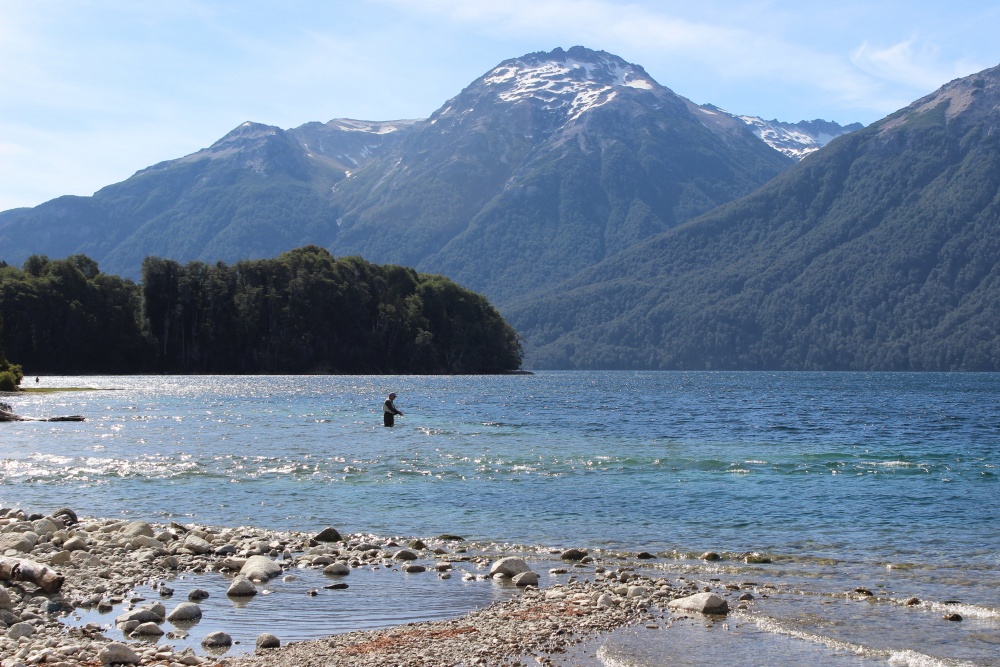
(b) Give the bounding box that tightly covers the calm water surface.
[2,372,998,665]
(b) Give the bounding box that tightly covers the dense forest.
[0,246,523,375]
[0,309,24,390]
[509,76,1000,371]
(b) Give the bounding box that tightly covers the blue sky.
[2,0,999,211]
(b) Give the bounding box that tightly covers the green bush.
[0,367,22,392]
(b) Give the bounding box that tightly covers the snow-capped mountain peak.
[479,47,656,121]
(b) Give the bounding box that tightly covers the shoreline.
[0,507,745,667]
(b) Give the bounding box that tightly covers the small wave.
[888,649,982,667]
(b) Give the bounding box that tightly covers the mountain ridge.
[507,61,1000,370]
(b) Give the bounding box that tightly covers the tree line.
[0,246,522,376]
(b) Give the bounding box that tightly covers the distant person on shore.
[383,392,403,427]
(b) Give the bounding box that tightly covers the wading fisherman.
[383,392,403,427]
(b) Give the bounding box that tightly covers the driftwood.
[0,557,65,594]
[0,408,84,422]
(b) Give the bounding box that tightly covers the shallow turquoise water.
[3,371,999,664]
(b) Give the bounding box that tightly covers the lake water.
[2,372,998,665]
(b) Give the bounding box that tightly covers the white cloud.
[850,36,983,91]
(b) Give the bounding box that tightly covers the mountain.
[732,114,864,159]
[508,63,1000,370]
[0,47,795,301]
[326,46,795,302]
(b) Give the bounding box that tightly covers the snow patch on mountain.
[484,51,655,121]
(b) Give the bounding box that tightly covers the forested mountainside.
[509,63,1000,371]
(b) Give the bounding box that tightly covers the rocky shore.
[0,506,747,667]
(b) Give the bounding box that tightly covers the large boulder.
[166,602,203,622]
[182,535,214,555]
[116,603,166,625]
[121,521,155,538]
[668,592,729,615]
[98,642,140,665]
[489,557,532,578]
[0,533,36,553]
[202,631,233,648]
[314,527,342,542]
[240,555,283,581]
[226,576,258,597]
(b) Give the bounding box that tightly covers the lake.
[2,372,998,665]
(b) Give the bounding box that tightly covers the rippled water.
[3,372,999,665]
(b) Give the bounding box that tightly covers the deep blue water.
[2,372,999,665]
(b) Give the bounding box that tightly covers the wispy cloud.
[850,36,983,91]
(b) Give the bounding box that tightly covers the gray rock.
[227,576,257,597]
[314,527,342,542]
[202,630,233,648]
[182,535,213,555]
[240,555,282,581]
[131,535,162,549]
[51,507,78,526]
[323,563,350,576]
[0,533,35,553]
[627,585,648,598]
[63,535,88,551]
[6,621,34,639]
[32,518,60,536]
[132,621,165,636]
[0,587,11,610]
[701,551,721,561]
[121,520,155,538]
[166,602,203,622]
[393,549,418,561]
[188,589,210,602]
[489,557,532,578]
[668,592,729,615]
[98,642,140,664]
[512,571,539,587]
[560,548,588,561]
[116,603,166,624]
[402,563,426,573]
[256,633,281,650]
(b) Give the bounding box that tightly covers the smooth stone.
[323,563,350,576]
[393,549,418,561]
[131,535,162,549]
[402,563,426,573]
[0,534,35,553]
[32,518,60,536]
[256,633,281,649]
[98,642,140,664]
[115,603,166,624]
[188,589,210,601]
[226,576,257,597]
[132,621,165,636]
[240,555,283,581]
[512,571,539,587]
[201,631,233,648]
[314,527,342,542]
[6,622,34,639]
[626,585,648,598]
[166,602,203,622]
[701,551,721,561]
[121,521,155,538]
[0,587,11,610]
[668,592,729,615]
[560,548,588,561]
[489,557,532,578]
[183,535,213,555]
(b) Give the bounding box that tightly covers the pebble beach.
[0,506,744,667]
